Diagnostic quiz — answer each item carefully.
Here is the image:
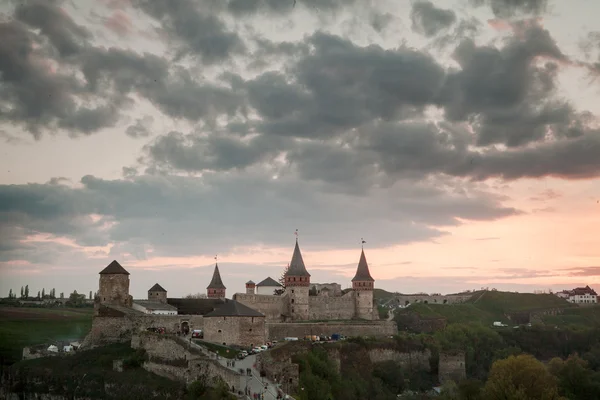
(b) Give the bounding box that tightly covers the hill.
[395,290,578,328]
[373,288,397,301]
[0,306,93,365]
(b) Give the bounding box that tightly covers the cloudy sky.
[2,0,600,299]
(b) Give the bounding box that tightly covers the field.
[0,306,93,366]
[395,290,579,327]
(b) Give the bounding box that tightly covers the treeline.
[4,286,96,307]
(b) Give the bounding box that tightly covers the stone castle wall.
[390,294,472,306]
[438,352,466,384]
[368,348,431,371]
[98,274,133,308]
[204,316,266,347]
[308,292,356,320]
[82,307,205,348]
[134,333,243,391]
[233,293,286,321]
[266,321,397,340]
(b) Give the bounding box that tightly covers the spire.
[207,263,226,289]
[285,239,311,277]
[351,249,374,282]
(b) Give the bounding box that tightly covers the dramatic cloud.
[1,0,600,297]
[410,1,456,37]
[0,171,519,264]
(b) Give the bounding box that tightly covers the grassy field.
[0,306,93,366]
[542,306,600,328]
[395,290,577,327]
[192,339,241,358]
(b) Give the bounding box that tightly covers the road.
[217,353,285,399]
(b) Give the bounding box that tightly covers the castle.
[234,239,377,322]
[83,239,394,349]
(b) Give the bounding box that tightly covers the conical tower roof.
[351,249,374,282]
[99,260,130,275]
[285,240,311,277]
[207,263,226,289]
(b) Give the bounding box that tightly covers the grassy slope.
[0,306,93,365]
[8,343,186,399]
[373,288,396,301]
[396,291,578,326]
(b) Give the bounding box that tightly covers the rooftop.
[285,240,311,277]
[148,283,167,293]
[167,298,225,315]
[257,277,282,287]
[99,260,130,275]
[133,300,177,311]
[204,299,264,318]
[207,263,226,289]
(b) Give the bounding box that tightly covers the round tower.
[98,260,133,308]
[207,263,226,298]
[148,283,167,304]
[285,239,311,320]
[352,249,375,320]
[245,280,256,295]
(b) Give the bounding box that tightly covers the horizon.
[2,0,600,298]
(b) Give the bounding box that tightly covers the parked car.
[191,329,203,338]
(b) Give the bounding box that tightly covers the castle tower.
[148,283,167,304]
[245,280,256,295]
[98,260,133,308]
[352,249,375,320]
[285,239,311,320]
[207,263,226,298]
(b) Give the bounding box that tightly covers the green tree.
[51,288,56,298]
[8,289,13,299]
[20,286,23,298]
[483,354,563,400]
[24,285,29,298]
[60,292,64,299]
[37,290,41,299]
[42,288,45,298]
[89,291,92,299]
[548,355,600,400]
[275,264,289,295]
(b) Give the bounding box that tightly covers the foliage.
[435,324,505,380]
[378,305,389,319]
[0,306,93,366]
[122,349,148,369]
[548,355,600,400]
[482,354,564,400]
[9,343,186,399]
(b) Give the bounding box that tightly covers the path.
[387,308,395,321]
[218,353,284,400]
[190,340,291,399]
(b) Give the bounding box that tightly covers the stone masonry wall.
[438,352,466,384]
[82,312,205,348]
[308,293,356,320]
[390,294,472,306]
[98,274,132,308]
[234,293,285,321]
[267,321,396,340]
[132,332,201,361]
[203,316,266,347]
[368,348,431,371]
[135,333,244,392]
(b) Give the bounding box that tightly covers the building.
[97,260,133,307]
[132,300,178,315]
[234,240,377,321]
[203,299,266,347]
[86,238,385,349]
[557,286,598,305]
[256,277,282,295]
